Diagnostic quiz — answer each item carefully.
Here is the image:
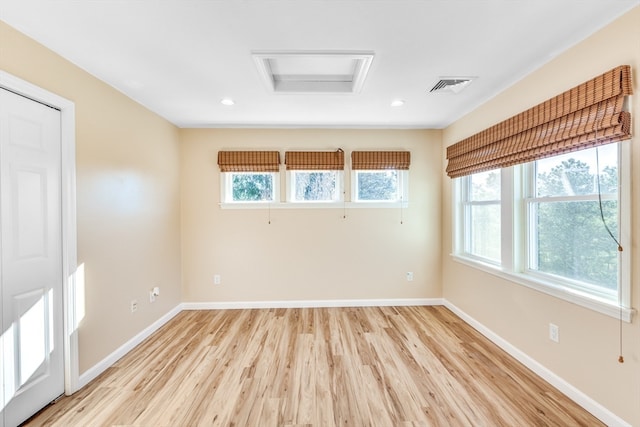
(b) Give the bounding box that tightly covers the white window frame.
[458,170,502,266]
[352,169,409,204]
[452,142,633,322]
[286,169,344,204]
[220,171,279,204]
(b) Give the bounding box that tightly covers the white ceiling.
[1,1,638,129]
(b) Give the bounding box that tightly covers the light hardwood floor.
[24,306,603,426]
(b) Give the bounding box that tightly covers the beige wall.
[180,129,441,303]
[0,21,183,374]
[3,5,638,422]
[441,7,640,425]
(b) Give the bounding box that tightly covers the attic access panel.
[253,51,374,94]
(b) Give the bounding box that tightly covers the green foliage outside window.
[232,173,273,201]
[533,158,618,290]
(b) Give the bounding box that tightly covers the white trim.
[182,298,442,310]
[219,200,409,210]
[77,305,182,389]
[442,300,632,427]
[0,71,80,394]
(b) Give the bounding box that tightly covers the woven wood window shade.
[217,151,280,172]
[285,150,345,170]
[446,65,633,178]
[352,151,411,170]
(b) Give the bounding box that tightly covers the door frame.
[0,71,79,395]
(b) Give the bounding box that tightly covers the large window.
[453,143,630,318]
[526,144,619,298]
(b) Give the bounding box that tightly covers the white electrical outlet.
[150,286,160,303]
[214,274,221,285]
[549,323,559,342]
[131,299,138,313]
[406,272,414,281]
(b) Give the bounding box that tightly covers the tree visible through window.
[289,170,340,202]
[530,146,619,291]
[229,172,274,202]
[356,170,398,201]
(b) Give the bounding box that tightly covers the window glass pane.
[536,144,618,197]
[531,200,618,291]
[468,204,501,262]
[529,144,620,295]
[293,171,337,201]
[356,170,398,201]
[470,170,500,201]
[231,172,274,202]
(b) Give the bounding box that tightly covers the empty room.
[1,1,639,426]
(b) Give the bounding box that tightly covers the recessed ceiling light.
[391,99,405,107]
[220,98,235,106]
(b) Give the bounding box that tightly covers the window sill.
[451,254,635,323]
[219,201,409,210]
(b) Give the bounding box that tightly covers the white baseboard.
[182,297,443,310]
[442,300,631,427]
[77,304,182,389]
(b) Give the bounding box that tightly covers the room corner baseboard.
[77,304,182,389]
[442,300,631,427]
[181,297,443,310]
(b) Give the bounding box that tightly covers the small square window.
[353,170,407,202]
[288,170,342,202]
[222,172,277,203]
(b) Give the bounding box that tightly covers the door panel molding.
[0,71,79,396]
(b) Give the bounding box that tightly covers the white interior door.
[0,88,64,427]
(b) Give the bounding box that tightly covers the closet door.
[0,88,64,427]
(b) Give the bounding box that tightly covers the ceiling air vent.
[429,77,475,94]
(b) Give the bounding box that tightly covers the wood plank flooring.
[24,306,603,426]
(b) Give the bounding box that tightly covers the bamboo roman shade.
[217,151,280,172]
[285,150,345,170]
[446,65,633,178]
[351,151,411,170]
